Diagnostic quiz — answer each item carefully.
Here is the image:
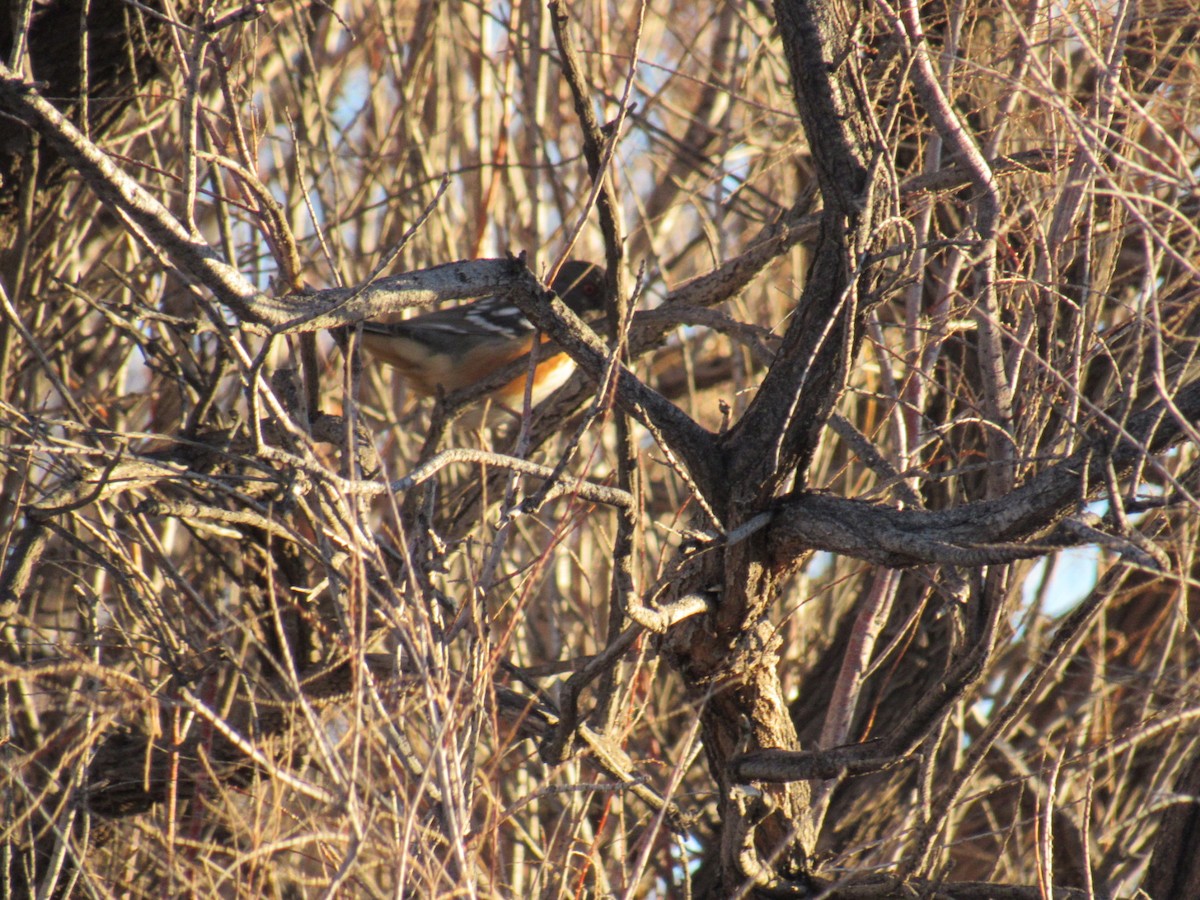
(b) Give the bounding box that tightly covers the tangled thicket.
[2,1,1199,897]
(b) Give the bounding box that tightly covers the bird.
[355,261,606,410]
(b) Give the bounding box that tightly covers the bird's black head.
[551,261,606,316]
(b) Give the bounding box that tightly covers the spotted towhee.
[357,260,605,408]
